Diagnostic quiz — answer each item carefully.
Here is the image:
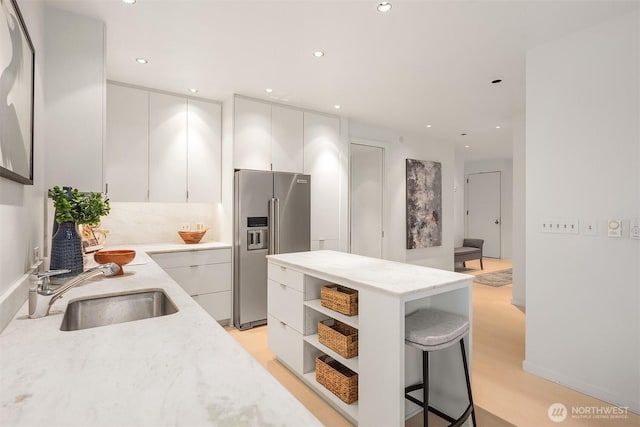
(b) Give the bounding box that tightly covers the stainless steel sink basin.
[60,289,178,331]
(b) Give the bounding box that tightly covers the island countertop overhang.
[267,250,473,298]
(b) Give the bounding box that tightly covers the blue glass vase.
[50,221,83,281]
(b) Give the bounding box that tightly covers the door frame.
[349,138,386,259]
[464,171,502,258]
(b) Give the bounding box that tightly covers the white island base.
[266,250,474,427]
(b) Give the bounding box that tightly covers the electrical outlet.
[180,223,191,231]
[540,220,552,233]
[195,222,205,231]
[630,218,640,240]
[607,219,622,238]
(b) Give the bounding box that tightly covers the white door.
[466,171,501,258]
[350,144,383,258]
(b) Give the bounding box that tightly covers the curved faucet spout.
[29,263,121,319]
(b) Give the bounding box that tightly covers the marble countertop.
[267,250,473,297]
[0,243,321,427]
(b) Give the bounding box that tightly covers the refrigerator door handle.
[274,198,280,254]
[268,198,276,254]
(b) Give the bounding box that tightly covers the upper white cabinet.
[233,96,304,173]
[272,105,304,173]
[105,84,149,202]
[234,97,272,171]
[304,112,341,247]
[187,100,222,203]
[105,83,222,203]
[149,93,188,202]
[44,8,105,192]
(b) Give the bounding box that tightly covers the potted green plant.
[48,186,111,279]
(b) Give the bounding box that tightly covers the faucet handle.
[32,270,71,279]
[30,270,71,292]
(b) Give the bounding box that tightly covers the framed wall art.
[0,0,35,185]
[406,158,442,249]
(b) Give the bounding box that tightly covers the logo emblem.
[548,403,568,423]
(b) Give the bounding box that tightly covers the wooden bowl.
[94,250,136,275]
[178,230,207,244]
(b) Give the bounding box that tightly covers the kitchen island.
[266,250,473,426]
[0,244,321,427]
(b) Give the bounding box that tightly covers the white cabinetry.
[105,83,222,203]
[271,105,304,173]
[44,8,105,192]
[234,97,272,171]
[105,84,149,202]
[151,248,232,323]
[233,97,304,173]
[149,92,188,202]
[303,112,341,250]
[187,100,222,203]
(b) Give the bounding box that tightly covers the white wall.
[453,151,465,248]
[511,112,526,307]
[0,0,46,329]
[349,121,454,271]
[524,10,639,412]
[464,158,513,259]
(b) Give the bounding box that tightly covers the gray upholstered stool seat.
[404,308,475,427]
[405,309,469,351]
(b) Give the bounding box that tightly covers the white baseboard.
[523,360,640,415]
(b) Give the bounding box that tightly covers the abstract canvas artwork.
[0,0,35,184]
[406,159,442,249]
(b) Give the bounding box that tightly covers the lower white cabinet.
[267,314,304,373]
[151,248,232,323]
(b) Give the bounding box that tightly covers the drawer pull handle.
[280,266,286,272]
[190,265,198,268]
[280,321,286,326]
[280,283,286,289]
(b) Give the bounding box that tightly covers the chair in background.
[454,238,484,270]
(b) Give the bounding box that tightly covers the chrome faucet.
[29,263,121,319]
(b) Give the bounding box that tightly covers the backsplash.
[99,202,223,245]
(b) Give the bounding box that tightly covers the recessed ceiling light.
[491,79,502,84]
[135,58,148,64]
[189,88,198,93]
[122,0,136,4]
[377,2,392,13]
[265,88,273,93]
[495,125,501,129]
[465,145,470,148]
[313,51,325,58]
[426,125,432,128]
[334,105,341,109]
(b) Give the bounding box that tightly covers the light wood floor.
[226,258,639,426]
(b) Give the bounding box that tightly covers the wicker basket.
[315,355,358,404]
[318,319,358,359]
[320,284,358,316]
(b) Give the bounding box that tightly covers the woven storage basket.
[320,284,358,316]
[318,319,358,359]
[315,355,358,404]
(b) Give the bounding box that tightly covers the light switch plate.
[607,219,622,238]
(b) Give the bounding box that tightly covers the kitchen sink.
[60,289,178,331]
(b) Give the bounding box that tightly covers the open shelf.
[302,372,359,423]
[304,334,359,373]
[304,299,359,329]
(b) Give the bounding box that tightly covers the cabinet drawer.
[267,279,303,333]
[151,248,231,268]
[193,291,231,321]
[164,263,231,296]
[267,263,303,291]
[267,314,303,374]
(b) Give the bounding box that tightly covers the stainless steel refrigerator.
[233,170,310,330]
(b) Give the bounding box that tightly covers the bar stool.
[404,308,476,427]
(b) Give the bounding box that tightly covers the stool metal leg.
[460,339,476,427]
[423,350,429,427]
